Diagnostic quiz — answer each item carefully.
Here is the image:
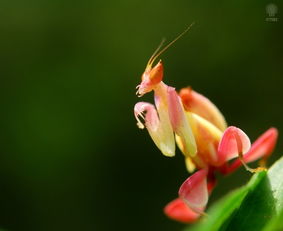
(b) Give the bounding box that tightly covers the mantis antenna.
[147,22,195,68]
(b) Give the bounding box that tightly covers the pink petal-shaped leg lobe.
[134,102,175,157]
[134,102,158,130]
[178,169,208,212]
[167,87,197,157]
[164,198,202,223]
[227,128,278,173]
[218,126,251,165]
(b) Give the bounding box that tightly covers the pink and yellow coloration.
[134,29,278,223]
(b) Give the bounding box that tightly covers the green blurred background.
[0,0,282,230]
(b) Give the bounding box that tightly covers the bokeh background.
[1,0,282,230]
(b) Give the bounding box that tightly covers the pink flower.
[134,42,278,223]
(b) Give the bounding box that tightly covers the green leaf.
[185,156,283,231]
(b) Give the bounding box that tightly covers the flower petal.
[218,126,251,165]
[178,169,208,212]
[179,87,227,131]
[164,198,202,223]
[134,102,175,157]
[167,87,197,157]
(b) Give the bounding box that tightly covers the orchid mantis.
[134,26,278,223]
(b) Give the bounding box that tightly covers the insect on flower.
[134,25,278,223]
